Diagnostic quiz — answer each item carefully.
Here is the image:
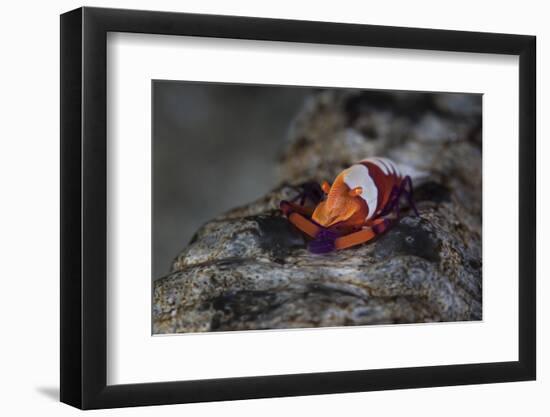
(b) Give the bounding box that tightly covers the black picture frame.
[60,6,536,410]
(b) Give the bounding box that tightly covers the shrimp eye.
[348,187,363,197]
[321,181,331,194]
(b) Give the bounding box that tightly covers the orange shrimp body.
[280,157,416,253]
[312,158,403,230]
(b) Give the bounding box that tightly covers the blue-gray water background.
[153,81,313,279]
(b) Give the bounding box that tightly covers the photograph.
[49,2,540,412]
[152,81,483,334]
[0,0,542,414]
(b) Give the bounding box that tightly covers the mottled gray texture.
[153,89,482,334]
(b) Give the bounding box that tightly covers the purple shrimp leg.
[378,185,401,217]
[402,176,419,217]
[308,229,339,254]
[377,175,419,219]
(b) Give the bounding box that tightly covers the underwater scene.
[152,81,482,334]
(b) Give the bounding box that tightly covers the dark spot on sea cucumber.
[254,215,306,262]
[413,181,451,203]
[373,220,441,263]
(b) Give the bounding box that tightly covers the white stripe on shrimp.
[367,157,391,175]
[343,164,378,220]
[378,157,401,177]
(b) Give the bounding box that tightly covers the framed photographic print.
[60,6,536,409]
